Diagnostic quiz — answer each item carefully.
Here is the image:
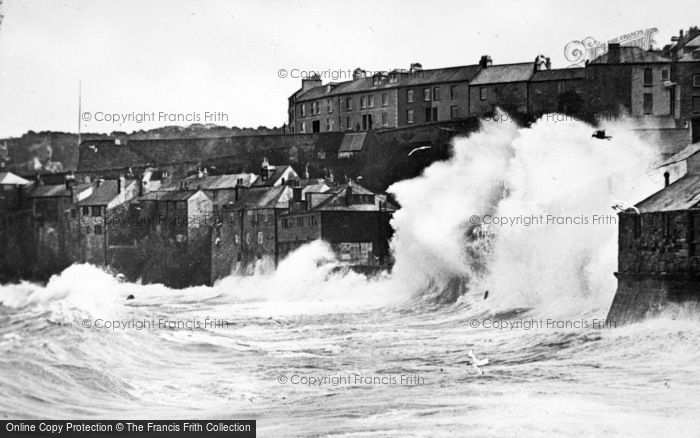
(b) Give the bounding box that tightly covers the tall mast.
[77,80,82,146]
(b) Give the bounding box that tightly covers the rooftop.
[589,46,670,64]
[295,64,482,103]
[470,63,535,85]
[529,68,585,82]
[635,174,700,213]
[76,180,119,206]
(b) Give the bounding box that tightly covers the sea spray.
[388,114,660,316]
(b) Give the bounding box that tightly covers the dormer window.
[694,50,700,60]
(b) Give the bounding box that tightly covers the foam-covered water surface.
[2,116,698,437]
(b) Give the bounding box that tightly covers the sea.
[1,116,699,437]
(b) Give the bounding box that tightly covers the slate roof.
[470,63,535,85]
[635,174,700,213]
[530,68,585,82]
[137,190,198,202]
[0,172,30,185]
[224,185,292,210]
[589,46,671,64]
[310,181,397,212]
[76,180,118,206]
[252,165,297,187]
[295,65,481,102]
[159,173,257,191]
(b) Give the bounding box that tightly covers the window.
[91,206,101,216]
[94,225,103,235]
[300,122,306,133]
[480,87,487,100]
[297,217,304,227]
[450,105,459,120]
[381,93,388,106]
[425,107,438,122]
[407,89,414,103]
[433,87,441,101]
[326,118,331,131]
[382,112,388,126]
[643,68,652,86]
[82,206,90,216]
[693,96,700,113]
[301,104,306,117]
[257,232,263,244]
[693,74,700,87]
[450,85,457,99]
[360,96,367,109]
[314,102,320,114]
[407,109,414,124]
[661,69,669,81]
[423,88,431,101]
[247,210,253,216]
[327,99,332,113]
[346,117,351,129]
[368,95,375,108]
[235,234,240,244]
[346,98,352,111]
[245,233,250,244]
[643,93,653,115]
[317,150,326,160]
[310,215,318,226]
[694,51,700,60]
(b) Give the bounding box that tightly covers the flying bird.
[592,130,612,140]
[408,146,431,156]
[468,349,489,375]
[611,200,640,214]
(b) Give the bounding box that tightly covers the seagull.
[408,146,431,156]
[468,349,489,375]
[611,200,640,214]
[592,130,612,140]
[483,290,489,300]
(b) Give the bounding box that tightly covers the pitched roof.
[225,185,292,209]
[252,165,297,187]
[159,173,257,191]
[635,174,700,213]
[77,180,119,206]
[295,65,481,102]
[589,46,670,64]
[338,133,367,153]
[310,181,397,212]
[470,63,535,85]
[530,68,585,82]
[137,190,198,202]
[0,172,30,185]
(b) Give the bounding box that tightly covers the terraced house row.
[288,27,700,143]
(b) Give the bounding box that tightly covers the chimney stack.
[664,171,670,187]
[479,55,492,68]
[608,43,621,64]
[64,173,76,190]
[345,185,353,206]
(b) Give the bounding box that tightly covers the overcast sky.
[0,0,697,137]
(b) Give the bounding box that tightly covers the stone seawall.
[608,273,700,324]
